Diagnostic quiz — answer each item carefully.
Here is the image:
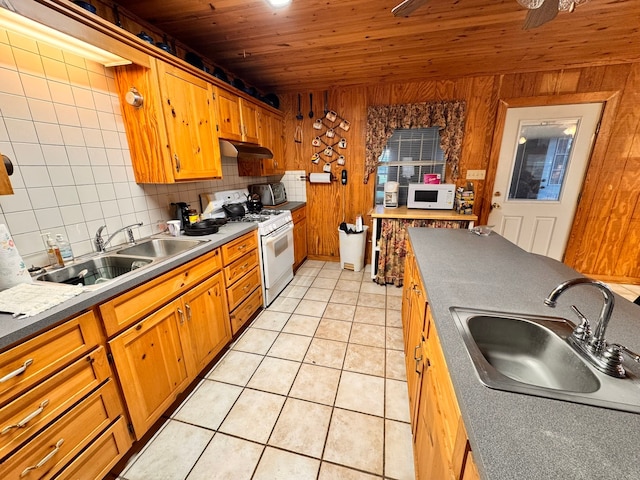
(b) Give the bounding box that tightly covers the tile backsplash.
[0,27,299,267]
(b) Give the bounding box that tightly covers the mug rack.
[311,110,350,173]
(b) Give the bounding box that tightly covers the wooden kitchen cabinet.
[214,88,260,144]
[292,206,308,272]
[222,231,263,335]
[107,267,230,438]
[238,106,285,177]
[113,57,222,183]
[0,309,130,480]
[403,244,480,480]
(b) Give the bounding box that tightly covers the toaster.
[249,183,287,206]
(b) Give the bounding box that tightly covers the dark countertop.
[0,223,257,351]
[408,228,640,480]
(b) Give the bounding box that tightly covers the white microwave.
[407,183,455,209]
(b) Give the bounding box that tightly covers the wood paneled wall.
[282,64,640,283]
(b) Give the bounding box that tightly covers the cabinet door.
[158,64,222,180]
[181,273,231,374]
[215,88,243,141]
[240,98,260,144]
[108,301,190,438]
[292,207,307,271]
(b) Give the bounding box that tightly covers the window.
[374,128,446,206]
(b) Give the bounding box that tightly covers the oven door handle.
[264,223,293,245]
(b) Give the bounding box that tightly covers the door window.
[508,120,579,202]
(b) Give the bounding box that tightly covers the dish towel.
[0,283,84,318]
[0,224,32,291]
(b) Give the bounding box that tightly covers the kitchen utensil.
[324,91,329,115]
[222,203,246,218]
[171,202,190,230]
[136,31,154,43]
[156,35,173,54]
[112,4,123,27]
[246,193,263,213]
[326,110,337,122]
[183,220,220,236]
[72,1,97,13]
[309,93,314,118]
[185,52,204,70]
[296,94,303,120]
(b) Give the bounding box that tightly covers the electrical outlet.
[466,169,486,180]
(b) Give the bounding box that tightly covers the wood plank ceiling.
[116,0,640,92]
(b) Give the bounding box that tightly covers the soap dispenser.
[55,233,74,263]
[41,233,64,267]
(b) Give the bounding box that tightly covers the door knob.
[491,203,501,210]
[494,191,502,197]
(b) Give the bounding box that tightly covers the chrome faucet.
[545,277,639,377]
[95,222,143,253]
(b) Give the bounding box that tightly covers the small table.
[368,206,478,282]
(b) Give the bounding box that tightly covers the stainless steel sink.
[35,255,153,287]
[116,238,203,258]
[450,307,640,413]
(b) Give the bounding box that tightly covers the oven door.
[261,222,294,288]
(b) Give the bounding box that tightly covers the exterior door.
[488,103,602,260]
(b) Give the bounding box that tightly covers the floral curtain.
[364,101,467,183]
[374,218,470,287]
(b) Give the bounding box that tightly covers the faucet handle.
[609,344,640,364]
[570,305,591,341]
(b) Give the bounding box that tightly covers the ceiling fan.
[391,0,590,29]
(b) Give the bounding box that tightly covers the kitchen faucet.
[95,222,143,253]
[544,277,640,377]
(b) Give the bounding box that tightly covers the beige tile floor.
[115,260,415,480]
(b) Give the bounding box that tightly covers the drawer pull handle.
[185,304,192,321]
[414,344,423,374]
[177,308,185,324]
[0,359,34,383]
[21,438,64,477]
[2,399,50,435]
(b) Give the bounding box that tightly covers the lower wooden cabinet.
[108,271,230,438]
[404,241,480,480]
[292,206,307,272]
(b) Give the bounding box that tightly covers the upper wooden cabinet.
[237,106,285,177]
[214,88,260,144]
[113,57,222,183]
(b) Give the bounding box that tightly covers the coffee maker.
[171,202,190,230]
[384,181,399,208]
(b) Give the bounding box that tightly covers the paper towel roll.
[309,173,331,183]
[0,224,32,290]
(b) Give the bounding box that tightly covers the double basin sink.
[450,307,640,414]
[35,238,205,288]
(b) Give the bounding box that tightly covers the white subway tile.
[76,184,98,203]
[41,57,69,82]
[37,43,64,62]
[66,146,90,165]
[54,104,80,126]
[7,31,38,53]
[71,86,94,109]
[41,145,70,166]
[34,122,64,145]
[71,165,94,185]
[28,98,57,123]
[117,197,134,214]
[113,182,131,198]
[83,127,104,148]
[97,111,117,131]
[4,210,38,235]
[0,44,15,70]
[5,118,38,143]
[12,143,44,166]
[88,70,109,91]
[62,51,86,69]
[0,68,23,95]
[20,165,51,188]
[47,81,74,106]
[0,118,7,142]
[67,64,90,88]
[20,73,51,101]
[81,202,103,221]
[110,166,128,184]
[13,48,45,76]
[96,183,116,201]
[92,91,112,113]
[27,186,56,209]
[102,130,121,149]
[0,92,31,119]
[12,230,46,257]
[48,165,74,186]
[65,222,90,244]
[35,207,63,230]
[77,107,99,128]
[92,165,112,184]
[101,200,120,218]
[87,147,107,165]
[0,188,32,212]
[59,204,84,224]
[60,125,86,147]
[53,185,79,206]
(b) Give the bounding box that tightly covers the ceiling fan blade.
[392,0,429,17]
[523,0,560,29]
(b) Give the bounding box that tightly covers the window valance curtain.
[364,100,467,183]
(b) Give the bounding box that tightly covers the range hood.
[219,140,273,160]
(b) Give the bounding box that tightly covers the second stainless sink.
[116,238,203,257]
[36,255,153,286]
[450,307,640,413]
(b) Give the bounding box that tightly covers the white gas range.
[207,189,294,307]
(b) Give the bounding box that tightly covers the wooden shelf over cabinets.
[113,57,222,183]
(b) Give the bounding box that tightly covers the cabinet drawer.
[53,416,132,480]
[0,346,111,460]
[221,231,258,265]
[100,249,221,336]
[292,206,306,223]
[230,286,263,335]
[0,379,123,480]
[226,267,261,311]
[0,310,102,406]
[223,249,259,287]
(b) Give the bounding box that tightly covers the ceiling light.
[0,7,131,67]
[266,0,292,8]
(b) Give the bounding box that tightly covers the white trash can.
[338,224,369,272]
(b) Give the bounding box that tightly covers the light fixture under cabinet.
[265,0,292,8]
[0,6,131,67]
